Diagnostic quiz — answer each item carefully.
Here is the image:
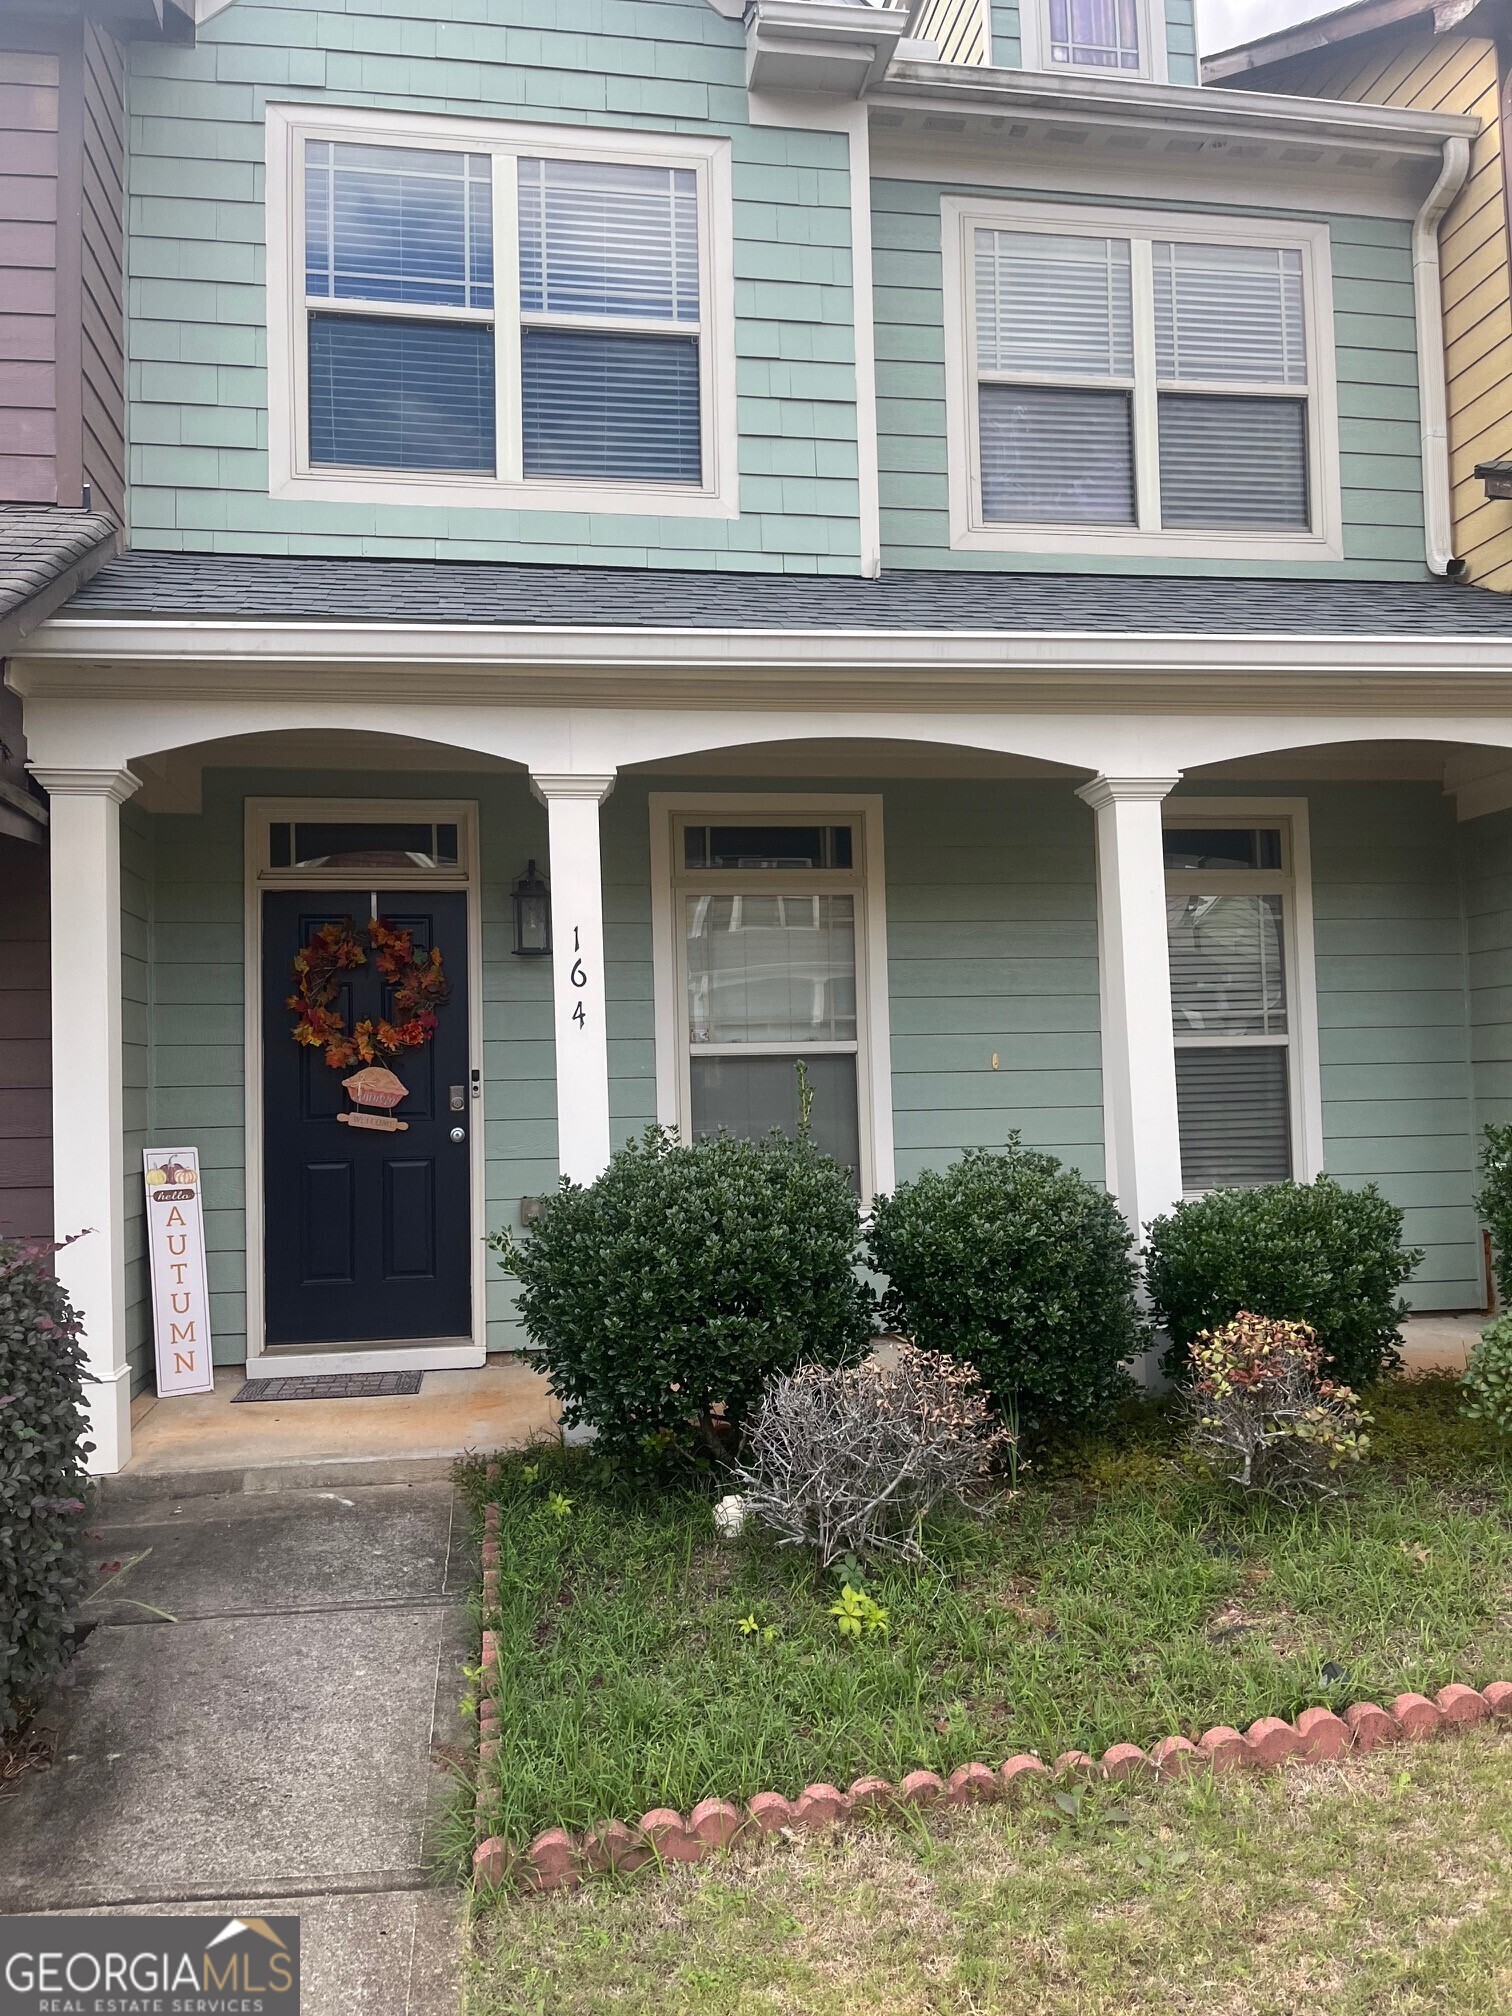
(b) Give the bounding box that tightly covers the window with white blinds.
[288,120,723,501]
[1164,822,1298,1193]
[671,815,872,1195]
[957,204,1334,553]
[517,158,702,484]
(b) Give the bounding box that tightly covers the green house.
[9,0,1512,1471]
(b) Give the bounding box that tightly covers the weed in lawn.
[467,1399,1512,1850]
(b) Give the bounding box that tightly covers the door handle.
[449,1126,466,1144]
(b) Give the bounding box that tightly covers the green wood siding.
[1164,0,1198,84]
[873,181,1429,577]
[129,771,1483,1378]
[124,0,861,572]
[988,1,1022,67]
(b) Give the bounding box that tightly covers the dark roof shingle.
[0,507,119,650]
[60,550,1512,637]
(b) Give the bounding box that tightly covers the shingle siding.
[123,0,863,571]
[872,180,1430,578]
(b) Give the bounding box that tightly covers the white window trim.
[1162,797,1324,1191]
[265,102,739,519]
[941,196,1344,562]
[649,793,896,1206]
[241,796,488,1377]
[1018,0,1166,83]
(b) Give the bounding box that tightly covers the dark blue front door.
[262,890,471,1346]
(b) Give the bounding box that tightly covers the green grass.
[462,1376,1512,1850]
[464,1730,1512,2015]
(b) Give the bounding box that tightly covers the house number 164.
[570,926,588,1030]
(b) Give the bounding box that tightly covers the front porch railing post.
[31,766,142,1476]
[1076,774,1184,1245]
[530,772,616,1186]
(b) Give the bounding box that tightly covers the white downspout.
[1413,135,1472,576]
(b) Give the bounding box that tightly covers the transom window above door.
[943,199,1342,561]
[266,106,737,516]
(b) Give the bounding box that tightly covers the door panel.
[301,1161,356,1284]
[384,1160,436,1279]
[262,889,471,1346]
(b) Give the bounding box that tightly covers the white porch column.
[32,766,141,1474]
[530,772,616,1184]
[1076,774,1184,1242]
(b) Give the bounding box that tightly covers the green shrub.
[1144,1177,1422,1389]
[1461,1314,1512,1436]
[1,1239,91,1732]
[866,1143,1141,1435]
[491,1125,874,1464]
[1475,1123,1512,1305]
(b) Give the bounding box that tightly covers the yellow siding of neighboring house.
[1263,33,1512,588]
[911,0,989,66]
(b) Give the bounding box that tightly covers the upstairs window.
[1020,0,1155,77]
[517,158,702,485]
[1049,0,1143,70]
[944,200,1341,561]
[268,108,735,516]
[305,144,496,473]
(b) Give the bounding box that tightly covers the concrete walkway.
[0,1476,475,2016]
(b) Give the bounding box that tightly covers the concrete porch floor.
[117,1355,559,1493]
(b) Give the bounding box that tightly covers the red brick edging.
[472,1479,1512,1896]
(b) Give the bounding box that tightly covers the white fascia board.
[877,61,1478,160]
[19,617,1512,689]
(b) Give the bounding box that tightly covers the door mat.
[232,1371,424,1402]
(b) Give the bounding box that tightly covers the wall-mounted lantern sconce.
[511,859,552,957]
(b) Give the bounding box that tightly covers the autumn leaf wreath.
[289,917,450,1070]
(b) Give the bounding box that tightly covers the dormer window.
[1048,0,1143,71]
[1020,0,1155,78]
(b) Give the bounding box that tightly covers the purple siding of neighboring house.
[0,830,50,1243]
[0,21,125,519]
[0,8,128,1247]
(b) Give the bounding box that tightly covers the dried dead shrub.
[1187,1310,1370,1505]
[733,1343,1011,1565]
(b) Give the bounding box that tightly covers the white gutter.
[19,617,1512,681]
[1414,135,1472,577]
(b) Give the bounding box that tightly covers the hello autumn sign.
[143,1146,216,1396]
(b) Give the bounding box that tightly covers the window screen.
[968,221,1317,537]
[1153,242,1310,531]
[308,315,495,473]
[975,230,1136,526]
[518,157,702,485]
[305,141,495,475]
